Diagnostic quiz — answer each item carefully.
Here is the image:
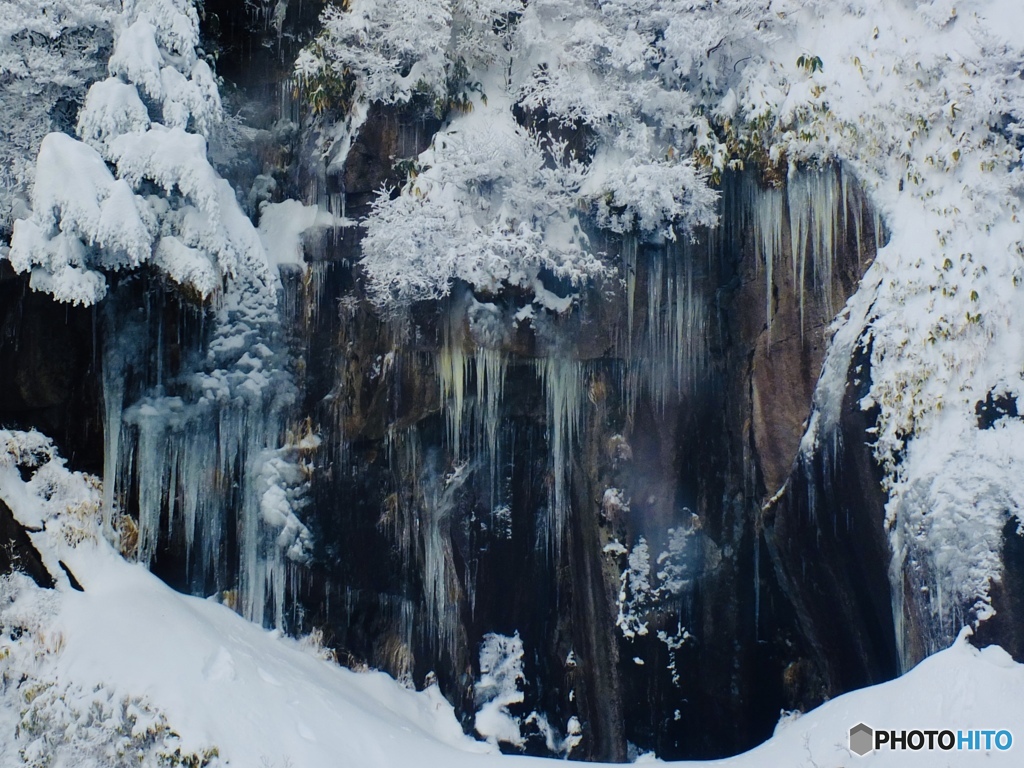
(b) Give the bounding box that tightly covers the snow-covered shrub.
[0,429,104,550]
[297,627,338,663]
[473,631,526,747]
[360,112,607,311]
[300,0,724,311]
[295,0,517,120]
[17,682,222,768]
[0,574,221,768]
[295,0,454,113]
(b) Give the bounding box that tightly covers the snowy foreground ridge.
[0,430,1022,767]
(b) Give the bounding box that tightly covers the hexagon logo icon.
[850,723,874,756]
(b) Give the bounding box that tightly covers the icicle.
[624,234,638,352]
[645,250,666,407]
[840,166,850,237]
[436,303,469,459]
[384,428,412,561]
[849,173,865,265]
[307,261,331,323]
[101,344,125,531]
[436,343,468,458]
[680,249,707,389]
[889,527,909,674]
[624,240,708,414]
[787,167,841,334]
[754,529,761,641]
[746,176,785,342]
[535,357,585,555]
[788,174,809,333]
[812,170,838,319]
[110,268,305,629]
[389,426,463,661]
[280,76,300,125]
[133,405,167,565]
[474,348,506,507]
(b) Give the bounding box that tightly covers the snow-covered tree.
[5,0,273,307]
[360,112,609,310]
[0,0,117,239]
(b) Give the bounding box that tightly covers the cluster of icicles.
[99,165,876,656]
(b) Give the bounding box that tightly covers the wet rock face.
[0,499,54,589]
[281,132,887,758]
[763,341,901,698]
[0,266,103,474]
[0,114,894,765]
[0,12,904,756]
[342,109,443,218]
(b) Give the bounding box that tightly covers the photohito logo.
[849,723,1013,756]
[849,723,873,756]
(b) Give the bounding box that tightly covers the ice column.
[787,167,841,332]
[536,357,585,554]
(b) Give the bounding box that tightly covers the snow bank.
[5,547,1024,767]
[2,429,1023,766]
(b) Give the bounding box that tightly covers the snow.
[23,133,117,241]
[3,429,1024,766]
[257,200,345,271]
[109,127,218,213]
[108,20,165,102]
[76,77,152,152]
[2,530,1023,767]
[50,557,498,767]
[474,632,526,747]
[153,235,219,297]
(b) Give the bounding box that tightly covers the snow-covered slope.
[1,429,1022,767]
[7,550,1024,767]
